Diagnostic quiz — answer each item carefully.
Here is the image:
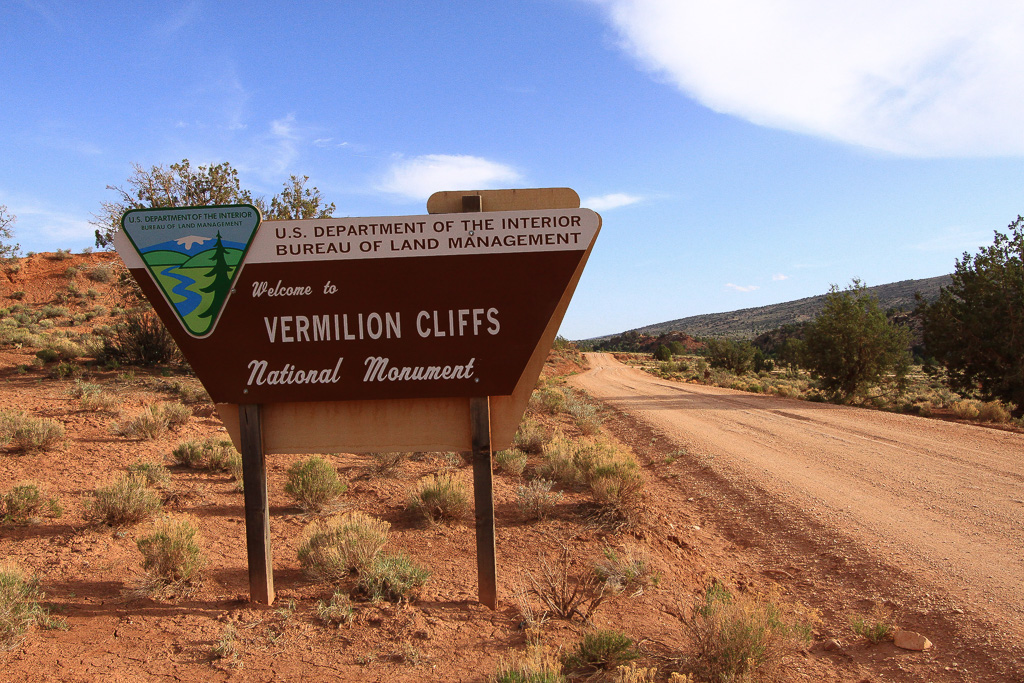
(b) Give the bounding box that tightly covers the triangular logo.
[119,204,261,338]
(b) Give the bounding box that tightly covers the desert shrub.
[161,379,210,404]
[562,630,639,673]
[0,564,63,651]
[36,339,81,362]
[1,483,62,523]
[211,624,240,665]
[977,400,1012,423]
[68,381,121,413]
[48,249,73,261]
[540,438,583,486]
[950,399,980,420]
[408,473,469,522]
[495,448,528,476]
[88,473,162,526]
[563,391,603,435]
[594,546,654,594]
[171,440,205,467]
[0,410,65,453]
[155,402,190,427]
[86,264,114,283]
[514,418,547,454]
[356,552,430,603]
[8,291,25,301]
[285,455,347,512]
[589,463,644,525]
[368,451,407,476]
[516,479,562,520]
[683,580,810,683]
[316,590,354,627]
[136,515,205,596]
[297,511,390,581]
[530,386,566,415]
[115,406,168,440]
[653,344,672,362]
[126,461,172,489]
[101,308,180,366]
[526,546,607,621]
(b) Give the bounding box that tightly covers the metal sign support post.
[464,194,498,610]
[239,404,275,604]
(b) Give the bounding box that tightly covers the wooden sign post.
[114,189,599,607]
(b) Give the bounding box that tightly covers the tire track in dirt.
[572,353,1024,673]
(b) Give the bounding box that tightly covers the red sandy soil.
[1,253,1020,681]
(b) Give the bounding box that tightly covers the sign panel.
[116,206,600,407]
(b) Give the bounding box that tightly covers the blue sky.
[2,1,1023,339]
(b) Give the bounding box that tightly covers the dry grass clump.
[562,389,603,436]
[1,483,63,523]
[682,580,811,683]
[285,455,347,512]
[492,641,566,682]
[950,399,980,420]
[225,452,244,491]
[594,545,655,594]
[114,405,169,440]
[316,590,354,627]
[87,473,162,526]
[136,515,206,597]
[0,564,64,651]
[407,473,470,522]
[516,479,562,520]
[0,410,65,453]
[530,386,567,415]
[297,511,391,581]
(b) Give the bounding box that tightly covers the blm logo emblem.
[118,205,261,338]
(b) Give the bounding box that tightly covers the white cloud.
[912,225,993,254]
[595,0,1024,156]
[582,193,644,211]
[772,273,789,281]
[376,154,521,201]
[726,283,759,292]
[1,197,94,249]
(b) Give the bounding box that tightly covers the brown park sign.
[115,200,600,410]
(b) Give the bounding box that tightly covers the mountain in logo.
[121,205,262,338]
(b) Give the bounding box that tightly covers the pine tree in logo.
[197,231,233,327]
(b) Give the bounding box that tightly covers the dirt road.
[572,353,1024,647]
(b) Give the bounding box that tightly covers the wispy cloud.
[725,283,759,292]
[582,193,644,211]
[376,154,521,201]
[1,197,94,249]
[772,273,789,281]
[157,0,201,35]
[594,0,1024,156]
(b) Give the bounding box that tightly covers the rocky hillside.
[597,275,950,341]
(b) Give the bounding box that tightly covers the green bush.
[297,511,390,581]
[285,455,347,512]
[357,552,430,603]
[136,515,206,596]
[408,473,469,522]
[561,630,639,672]
[88,473,162,526]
